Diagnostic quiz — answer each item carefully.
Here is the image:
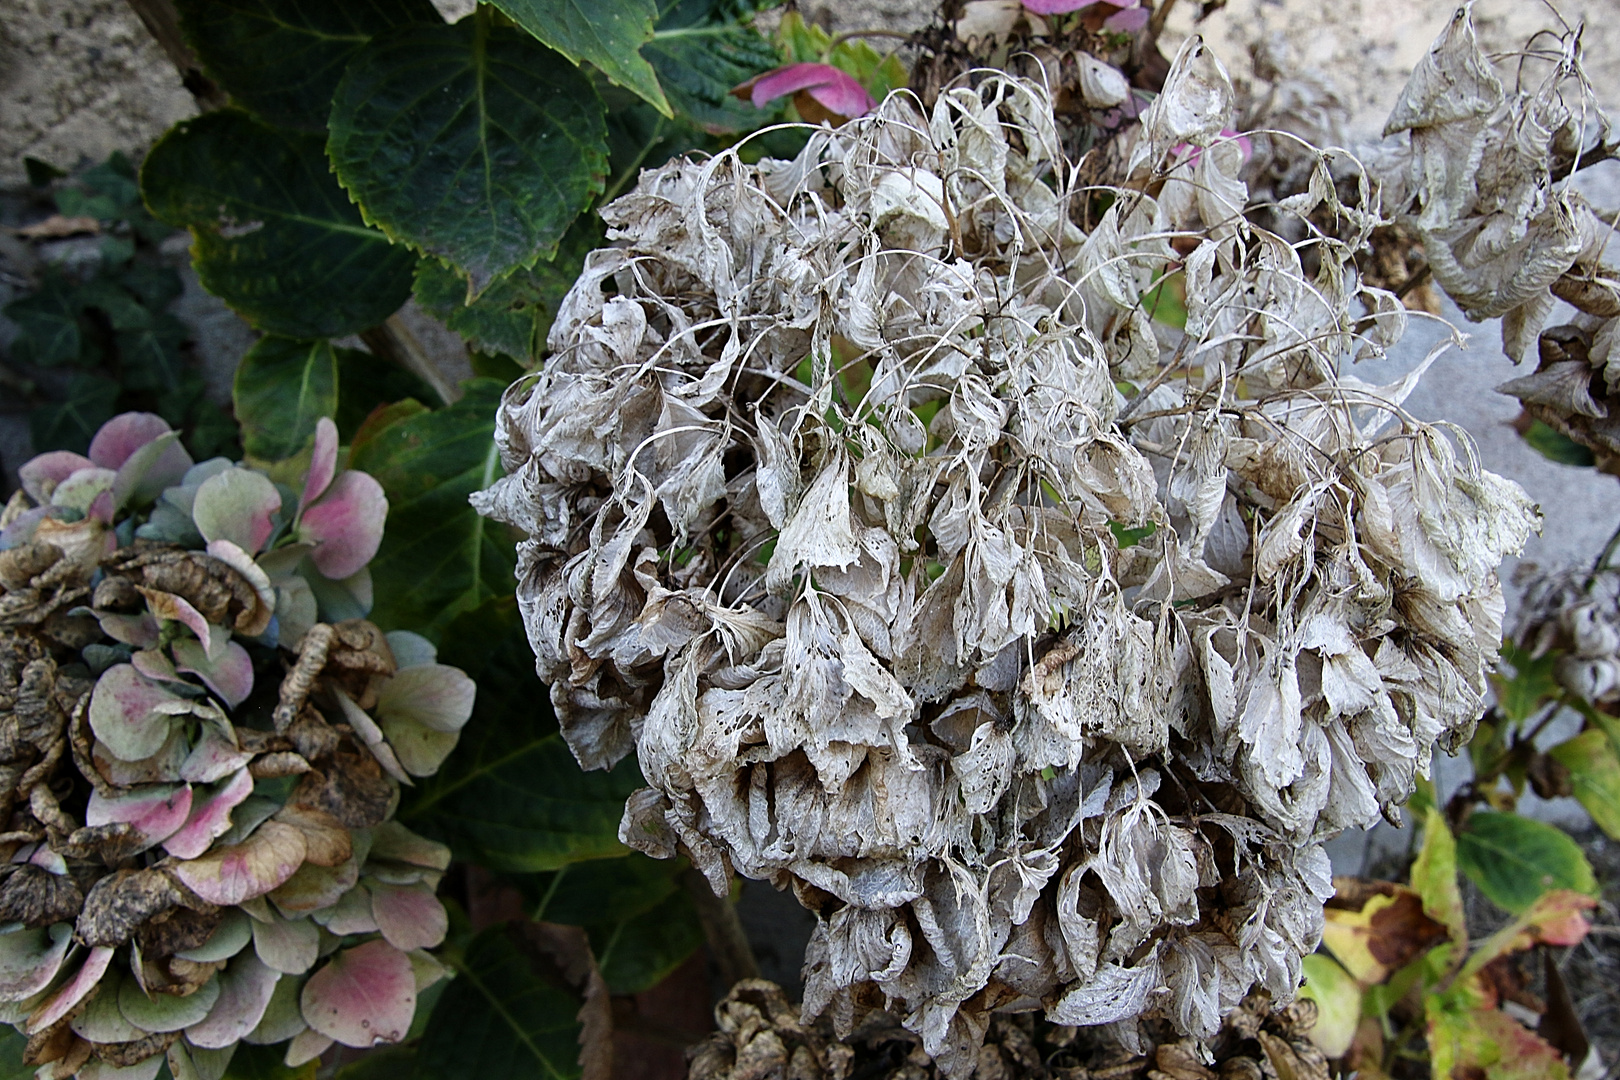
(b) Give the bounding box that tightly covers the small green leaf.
[328,19,609,293]
[118,313,190,392]
[24,156,66,187]
[1299,954,1361,1059]
[1522,419,1595,467]
[489,0,669,116]
[31,373,121,454]
[1411,807,1467,946]
[1107,520,1157,548]
[400,597,643,872]
[4,273,88,367]
[141,109,416,338]
[415,927,589,1080]
[1548,728,1620,839]
[347,380,517,639]
[175,0,442,130]
[1456,810,1598,914]
[233,337,342,463]
[643,0,780,134]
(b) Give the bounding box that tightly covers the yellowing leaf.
[1412,807,1467,947]
[1548,728,1620,838]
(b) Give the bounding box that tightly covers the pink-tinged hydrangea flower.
[734,62,876,124]
[85,783,193,851]
[192,467,282,553]
[92,412,194,504]
[88,664,186,762]
[299,939,416,1049]
[0,925,73,1002]
[293,418,388,580]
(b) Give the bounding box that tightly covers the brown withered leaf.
[76,869,188,947]
[273,803,353,867]
[290,740,394,829]
[110,547,269,637]
[0,864,84,928]
[94,1031,178,1068]
[515,922,612,1080]
[135,905,223,959]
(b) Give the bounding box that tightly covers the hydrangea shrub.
[0,413,471,1077]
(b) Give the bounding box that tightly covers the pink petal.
[185,952,281,1049]
[28,945,115,1033]
[0,925,73,1001]
[19,451,93,502]
[86,783,193,850]
[139,588,214,654]
[113,430,194,510]
[369,883,448,952]
[174,639,255,709]
[296,471,387,580]
[377,665,476,733]
[172,821,307,906]
[90,412,172,469]
[1102,5,1149,30]
[93,729,189,786]
[163,769,257,860]
[285,1029,333,1068]
[89,664,183,762]
[252,914,320,975]
[192,468,282,554]
[180,728,255,784]
[300,941,415,1049]
[300,417,340,515]
[50,467,117,515]
[744,63,875,118]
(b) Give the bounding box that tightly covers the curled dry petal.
[192,468,281,554]
[205,540,276,637]
[299,940,415,1048]
[171,821,308,906]
[295,471,388,580]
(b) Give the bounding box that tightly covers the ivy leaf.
[328,19,609,294]
[1548,728,1620,839]
[488,0,669,116]
[141,109,416,338]
[412,219,601,362]
[175,0,441,131]
[233,337,342,463]
[118,313,190,392]
[643,0,780,134]
[400,597,644,872]
[347,379,517,639]
[4,273,89,367]
[1456,810,1598,914]
[415,925,602,1080]
[32,373,122,454]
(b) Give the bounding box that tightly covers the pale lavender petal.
[164,769,256,860]
[1021,0,1091,12]
[180,728,254,784]
[174,639,255,709]
[377,665,476,733]
[19,451,93,502]
[299,941,415,1048]
[384,631,436,669]
[310,886,377,935]
[184,952,281,1049]
[86,784,193,849]
[745,62,875,118]
[90,412,172,469]
[0,925,73,1002]
[369,884,448,952]
[299,417,340,515]
[89,664,183,762]
[285,1029,333,1067]
[101,613,162,650]
[171,821,307,906]
[192,468,281,554]
[1102,5,1149,30]
[27,945,115,1032]
[297,471,387,580]
[251,914,320,975]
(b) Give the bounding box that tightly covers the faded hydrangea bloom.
[477,27,1542,1073]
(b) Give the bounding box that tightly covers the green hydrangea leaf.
[141,109,416,338]
[232,337,343,463]
[488,0,668,116]
[1456,810,1599,914]
[175,0,441,131]
[1548,728,1620,839]
[643,0,780,134]
[334,351,438,441]
[328,18,608,294]
[587,886,703,994]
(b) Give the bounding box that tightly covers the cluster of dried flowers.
[687,979,1327,1080]
[1514,566,1620,708]
[0,413,472,1078]
[477,12,1559,1072]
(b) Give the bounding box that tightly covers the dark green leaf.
[4,274,88,366]
[415,927,588,1080]
[0,1025,33,1080]
[589,885,703,994]
[117,312,190,391]
[412,219,600,361]
[1108,520,1157,548]
[31,373,121,453]
[335,350,437,441]
[600,97,705,203]
[233,336,342,462]
[643,1,779,134]
[78,277,152,331]
[141,109,416,338]
[223,1042,316,1080]
[1455,810,1598,914]
[332,1046,417,1080]
[489,0,668,115]
[531,853,684,927]
[1548,729,1620,839]
[328,20,608,293]
[1492,643,1561,726]
[175,0,441,131]
[119,262,184,310]
[402,595,644,872]
[24,156,66,188]
[348,379,515,638]
[1523,420,1595,467]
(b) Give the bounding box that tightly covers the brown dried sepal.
[94,1031,178,1068]
[135,904,223,960]
[25,1024,91,1076]
[322,619,397,708]
[76,868,190,947]
[273,803,354,867]
[107,546,271,637]
[0,863,84,927]
[290,736,395,829]
[0,542,65,592]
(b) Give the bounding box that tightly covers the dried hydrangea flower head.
[1514,565,1620,707]
[477,26,1541,1072]
[0,414,470,1078]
